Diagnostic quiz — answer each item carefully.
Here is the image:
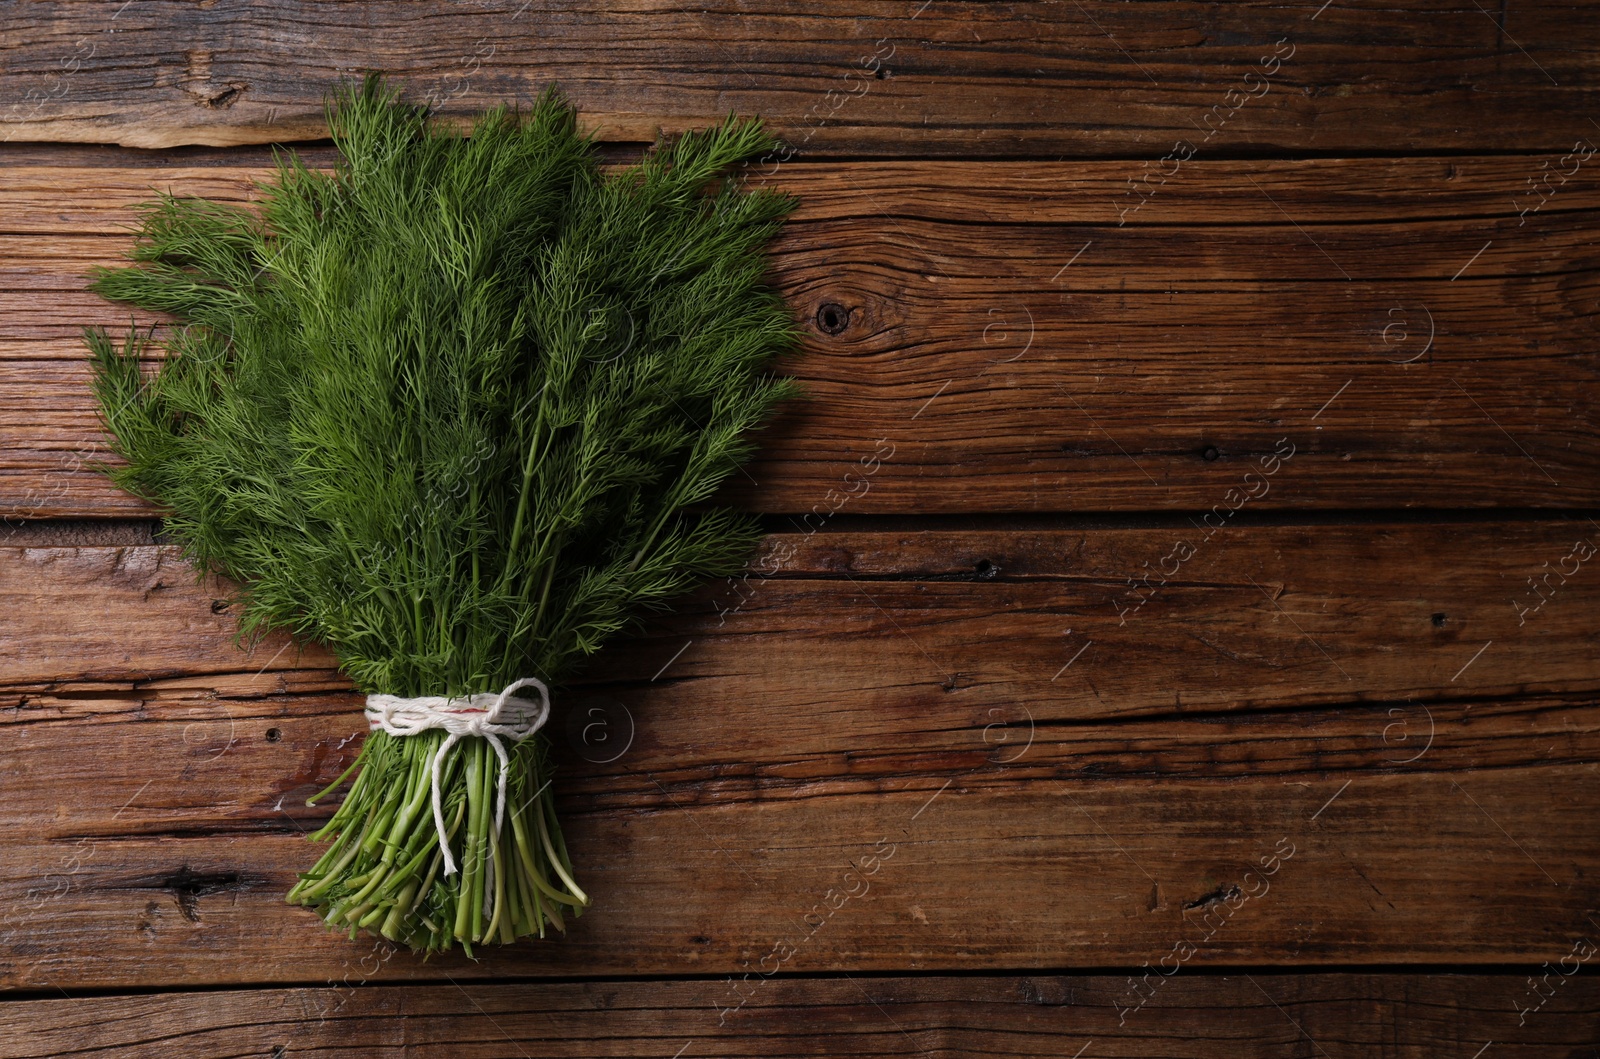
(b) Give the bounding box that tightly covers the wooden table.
[2,3,1598,1055]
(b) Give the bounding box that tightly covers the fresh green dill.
[85,75,798,953]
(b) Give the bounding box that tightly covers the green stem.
[305,751,365,807]
[500,393,548,573]
[536,792,588,906]
[453,741,485,941]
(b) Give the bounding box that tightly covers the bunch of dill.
[86,75,798,953]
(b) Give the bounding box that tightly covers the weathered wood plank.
[5,521,1599,715]
[2,156,1596,518]
[1,2,1596,155]
[10,757,1597,988]
[1,527,1597,988]
[4,974,1598,1058]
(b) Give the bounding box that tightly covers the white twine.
[364,677,550,877]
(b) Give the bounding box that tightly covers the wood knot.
[815,302,850,335]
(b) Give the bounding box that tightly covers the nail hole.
[1201,446,1220,462]
[1431,613,1447,628]
[815,302,850,335]
[203,85,245,109]
[265,727,282,743]
[876,67,888,79]
[974,559,999,580]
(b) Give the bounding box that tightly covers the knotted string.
[364,677,550,877]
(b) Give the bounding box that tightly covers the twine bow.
[364,677,550,876]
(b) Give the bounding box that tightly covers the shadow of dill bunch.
[85,74,799,953]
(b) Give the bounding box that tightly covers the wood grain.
[4,974,1598,1058]
[2,528,1597,988]
[6,739,1598,988]
[2,156,1596,518]
[1,2,1596,155]
[3,0,1596,1039]
[7,521,1600,716]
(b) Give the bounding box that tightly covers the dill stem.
[521,534,563,660]
[380,880,419,941]
[537,795,588,906]
[305,752,365,807]
[500,395,547,574]
[512,806,580,907]
[484,819,509,942]
[469,739,493,938]
[411,591,426,665]
[453,742,484,941]
[381,738,432,861]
